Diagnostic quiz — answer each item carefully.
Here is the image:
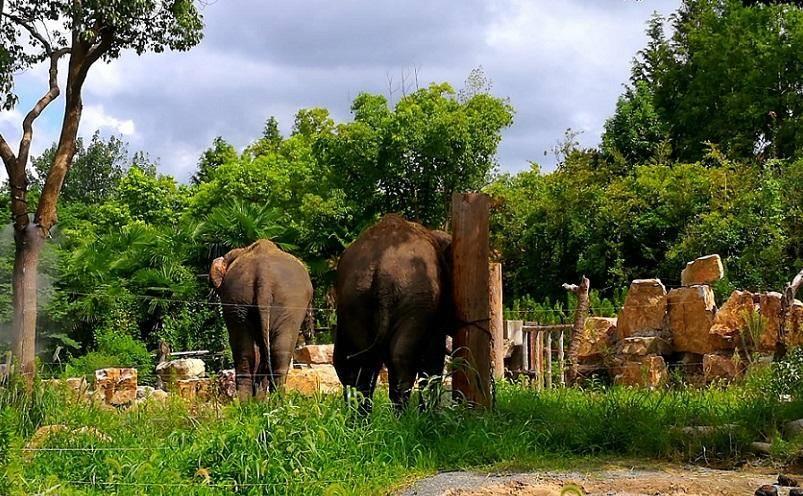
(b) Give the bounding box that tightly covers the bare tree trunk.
[779,268,803,358]
[10,224,44,378]
[563,276,590,385]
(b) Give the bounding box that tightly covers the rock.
[136,386,155,400]
[576,317,617,362]
[176,378,214,402]
[25,424,110,459]
[616,336,672,356]
[613,355,668,388]
[784,419,803,438]
[677,424,738,436]
[784,300,803,348]
[759,292,783,351]
[293,344,334,365]
[751,443,773,456]
[681,254,724,286]
[778,474,799,487]
[94,368,137,406]
[285,365,340,395]
[710,290,756,342]
[150,389,169,401]
[617,279,667,339]
[791,489,803,496]
[755,484,778,496]
[42,377,88,397]
[217,369,236,400]
[703,353,742,383]
[666,285,730,353]
[156,358,206,384]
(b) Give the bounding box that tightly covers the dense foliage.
[0,0,801,371]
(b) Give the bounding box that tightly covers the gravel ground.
[399,465,797,495]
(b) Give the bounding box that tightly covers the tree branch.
[0,134,16,172]
[17,48,69,168]
[1,12,53,54]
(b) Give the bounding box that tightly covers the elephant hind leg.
[266,311,302,392]
[225,313,258,401]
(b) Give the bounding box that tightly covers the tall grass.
[0,377,801,495]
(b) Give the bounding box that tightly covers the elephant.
[334,214,454,412]
[210,239,313,400]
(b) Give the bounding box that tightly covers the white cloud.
[80,105,136,137]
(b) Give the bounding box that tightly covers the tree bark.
[10,224,44,378]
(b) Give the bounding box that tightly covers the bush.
[65,330,153,382]
[771,347,803,399]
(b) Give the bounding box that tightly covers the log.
[451,192,492,408]
[489,263,504,380]
[558,329,566,387]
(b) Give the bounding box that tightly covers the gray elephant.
[334,214,453,411]
[210,239,313,400]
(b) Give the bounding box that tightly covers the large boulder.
[759,292,783,351]
[703,353,742,384]
[156,358,206,384]
[681,254,724,286]
[616,336,672,357]
[293,344,334,365]
[784,300,803,348]
[285,365,340,395]
[94,368,137,406]
[666,285,731,353]
[617,279,667,339]
[613,355,668,389]
[576,317,617,362]
[710,290,756,343]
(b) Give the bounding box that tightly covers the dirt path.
[400,465,798,495]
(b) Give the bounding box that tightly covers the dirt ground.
[400,464,800,495]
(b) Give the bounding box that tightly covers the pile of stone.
[574,254,803,387]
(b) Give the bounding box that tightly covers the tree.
[0,0,203,378]
[32,132,128,204]
[191,137,237,185]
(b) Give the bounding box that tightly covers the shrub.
[65,330,153,382]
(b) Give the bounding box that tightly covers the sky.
[0,0,681,182]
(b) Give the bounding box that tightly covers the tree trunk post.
[545,331,553,389]
[558,329,566,387]
[563,276,590,385]
[451,192,492,408]
[779,269,803,358]
[489,262,504,381]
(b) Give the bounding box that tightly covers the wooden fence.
[505,320,572,389]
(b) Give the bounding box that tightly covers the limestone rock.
[42,377,88,397]
[613,355,668,388]
[681,254,724,286]
[785,300,803,348]
[136,386,155,400]
[293,344,334,365]
[156,358,206,384]
[576,317,617,362]
[617,279,667,339]
[785,419,803,438]
[94,368,137,406]
[616,336,672,357]
[217,369,236,400]
[176,378,213,401]
[666,285,730,353]
[703,353,742,383]
[710,290,756,342]
[285,365,340,395]
[759,292,783,351]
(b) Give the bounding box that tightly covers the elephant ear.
[210,257,228,289]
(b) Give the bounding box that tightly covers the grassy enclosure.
[2,366,803,495]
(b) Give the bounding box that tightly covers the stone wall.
[574,254,803,386]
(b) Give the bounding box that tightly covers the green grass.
[0,378,801,495]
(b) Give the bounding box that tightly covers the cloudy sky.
[0,0,680,182]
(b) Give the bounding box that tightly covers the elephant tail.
[346,298,392,361]
[256,284,274,379]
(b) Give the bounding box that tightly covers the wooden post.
[535,330,544,391]
[558,329,565,387]
[528,330,535,373]
[546,331,553,389]
[507,320,524,374]
[451,192,492,408]
[489,263,504,381]
[563,276,590,384]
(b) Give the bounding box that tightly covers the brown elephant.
[210,239,313,400]
[334,214,453,412]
